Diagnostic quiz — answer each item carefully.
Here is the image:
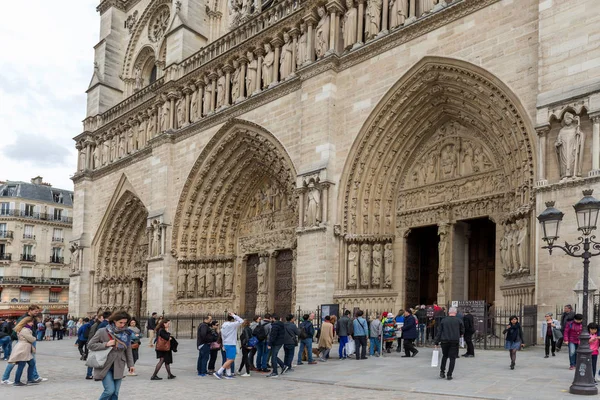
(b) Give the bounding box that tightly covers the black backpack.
[253,322,268,341]
[298,321,308,340]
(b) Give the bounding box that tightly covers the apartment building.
[0,176,72,317]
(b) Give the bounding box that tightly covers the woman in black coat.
[238,320,253,376]
[151,319,175,380]
[503,316,525,370]
[207,321,220,374]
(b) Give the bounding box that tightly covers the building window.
[24,204,35,217]
[51,248,62,263]
[53,208,63,221]
[49,290,59,303]
[20,290,30,303]
[23,225,34,239]
[52,192,64,204]
[0,243,5,257]
[0,266,4,277]
[22,245,34,262]
[0,223,6,234]
[21,266,32,277]
[51,268,60,278]
[52,228,63,242]
[1,186,16,196]
[0,203,9,215]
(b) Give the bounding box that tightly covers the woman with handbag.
[151,319,175,381]
[87,311,135,400]
[503,316,525,370]
[128,319,142,375]
[540,313,560,358]
[5,316,36,386]
[207,321,221,374]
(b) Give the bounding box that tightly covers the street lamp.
[538,189,600,396]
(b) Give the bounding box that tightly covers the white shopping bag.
[431,349,440,367]
[346,338,356,355]
[460,337,465,348]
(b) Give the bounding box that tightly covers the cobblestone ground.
[0,338,590,400]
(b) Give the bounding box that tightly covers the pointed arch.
[172,119,298,260]
[339,56,536,235]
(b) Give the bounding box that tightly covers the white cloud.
[0,0,99,191]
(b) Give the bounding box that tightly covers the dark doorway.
[274,249,293,316]
[405,226,440,307]
[465,218,496,304]
[244,254,259,315]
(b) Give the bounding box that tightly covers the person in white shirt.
[214,313,244,380]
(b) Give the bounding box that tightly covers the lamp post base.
[569,329,598,395]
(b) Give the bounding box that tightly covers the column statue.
[190,89,199,122]
[187,265,197,297]
[257,256,268,294]
[372,243,382,285]
[389,0,407,29]
[420,0,435,15]
[116,282,124,305]
[280,32,294,80]
[231,60,241,102]
[215,263,224,297]
[203,76,213,115]
[206,263,215,296]
[177,267,187,297]
[365,0,382,40]
[359,243,371,287]
[297,24,307,66]
[555,112,584,179]
[246,51,257,95]
[101,283,109,305]
[262,43,274,88]
[176,97,185,128]
[315,6,330,58]
[516,218,529,273]
[123,282,131,307]
[383,243,393,288]
[304,185,321,227]
[197,264,206,297]
[343,0,358,50]
[347,243,358,287]
[438,224,449,297]
[224,261,234,296]
[109,283,116,306]
[216,69,226,109]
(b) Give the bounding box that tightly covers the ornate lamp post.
[538,189,600,396]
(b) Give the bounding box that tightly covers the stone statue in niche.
[262,43,274,88]
[360,243,371,288]
[123,282,131,307]
[304,184,321,227]
[146,112,155,140]
[516,218,529,273]
[134,67,142,91]
[215,263,224,297]
[420,0,435,14]
[280,32,294,80]
[117,134,125,158]
[383,243,393,288]
[297,24,307,66]
[555,112,584,179]
[151,220,161,257]
[440,144,457,179]
[473,146,491,172]
[500,227,509,275]
[216,69,226,109]
[224,261,234,296]
[389,0,407,29]
[342,0,358,49]
[246,51,257,95]
[177,268,187,297]
[506,222,517,274]
[110,136,117,161]
[231,60,241,102]
[101,283,108,305]
[190,90,198,123]
[438,224,448,296]
[127,127,134,153]
[160,102,170,131]
[137,120,146,148]
[116,282,123,305]
[197,264,206,297]
[187,265,197,297]
[109,283,116,305]
[93,146,100,169]
[365,0,382,40]
[347,243,358,287]
[315,6,330,58]
[102,140,109,165]
[205,263,215,296]
[372,243,382,285]
[462,143,474,175]
[425,155,437,184]
[203,76,212,114]
[176,97,185,128]
[257,256,268,294]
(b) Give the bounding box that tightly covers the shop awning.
[20,286,33,292]
[49,287,63,293]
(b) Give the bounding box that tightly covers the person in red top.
[588,323,599,381]
[564,314,584,370]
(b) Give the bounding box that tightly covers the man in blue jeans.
[255,313,272,372]
[336,310,353,359]
[415,305,428,346]
[196,315,213,376]
[0,329,11,360]
[266,314,286,377]
[297,313,317,365]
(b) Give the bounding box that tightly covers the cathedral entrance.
[274,249,293,316]
[244,254,259,315]
[405,226,440,307]
[465,218,496,303]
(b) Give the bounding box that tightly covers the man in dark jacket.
[462,310,475,357]
[76,318,92,360]
[401,309,419,358]
[266,314,286,377]
[147,312,158,347]
[297,313,317,365]
[336,310,354,359]
[435,307,465,380]
[255,313,272,372]
[196,315,213,376]
[415,305,427,346]
[557,305,574,351]
[283,314,299,371]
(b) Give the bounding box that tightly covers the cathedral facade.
[70,0,600,321]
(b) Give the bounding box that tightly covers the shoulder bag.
[86,347,112,369]
[156,334,171,352]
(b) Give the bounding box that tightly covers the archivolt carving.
[339,57,536,236]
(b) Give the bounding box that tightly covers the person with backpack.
[196,315,213,377]
[369,313,382,357]
[352,310,369,360]
[254,313,272,373]
[76,318,91,360]
[564,313,584,370]
[297,313,317,365]
[266,314,286,378]
[283,314,299,372]
[238,319,254,377]
[249,315,261,370]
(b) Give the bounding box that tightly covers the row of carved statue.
[98,281,136,308]
[499,217,529,277]
[177,261,235,298]
[346,242,393,289]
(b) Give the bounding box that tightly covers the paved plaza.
[0,339,592,399]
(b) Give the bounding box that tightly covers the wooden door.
[244,255,259,315]
[468,219,496,303]
[274,250,293,316]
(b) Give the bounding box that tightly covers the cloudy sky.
[0,1,99,191]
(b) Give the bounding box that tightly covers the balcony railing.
[20,254,36,262]
[0,209,72,224]
[23,234,36,240]
[48,299,59,303]
[0,253,12,261]
[49,256,64,264]
[51,237,64,242]
[0,231,13,239]
[0,276,69,285]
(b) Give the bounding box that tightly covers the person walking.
[564,313,584,370]
[147,312,158,348]
[196,315,214,377]
[369,313,382,357]
[415,305,427,346]
[434,307,464,381]
[5,317,36,386]
[266,314,286,378]
[0,320,12,361]
[238,319,253,377]
[87,311,135,399]
[14,305,45,383]
[503,315,525,370]
[128,319,141,375]
[76,317,92,360]
[283,314,299,371]
[254,313,272,373]
[588,322,599,381]
[401,309,419,358]
[249,315,261,369]
[336,310,353,360]
[151,319,176,380]
[86,312,111,380]
[352,310,369,360]
[214,312,244,380]
[317,315,334,362]
[462,310,475,358]
[297,314,317,365]
[557,304,575,352]
[540,312,560,358]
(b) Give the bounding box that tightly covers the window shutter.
[9,202,15,211]
[49,207,54,220]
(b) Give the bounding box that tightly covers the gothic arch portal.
[337,57,536,309]
[171,119,298,314]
